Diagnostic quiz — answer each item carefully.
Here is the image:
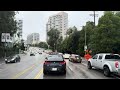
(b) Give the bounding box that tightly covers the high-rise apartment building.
[46,12,68,40]
[13,19,23,44]
[27,33,40,45]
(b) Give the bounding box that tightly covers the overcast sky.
[15,11,104,42]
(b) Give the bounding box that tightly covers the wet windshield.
[1,11,120,79]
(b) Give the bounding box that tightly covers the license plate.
[52,68,57,71]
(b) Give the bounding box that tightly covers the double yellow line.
[34,68,43,79]
[11,58,44,79]
[12,65,35,79]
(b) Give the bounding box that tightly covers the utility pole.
[80,26,87,55]
[85,26,86,55]
[94,11,95,27]
[90,11,98,27]
[5,33,6,58]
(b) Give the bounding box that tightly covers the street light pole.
[5,33,6,58]
[85,26,86,55]
[90,11,98,27]
[94,11,95,27]
[80,26,87,55]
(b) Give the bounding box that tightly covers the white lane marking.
[67,66,73,71]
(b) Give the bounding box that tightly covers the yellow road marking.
[12,65,35,79]
[34,68,43,79]
[11,56,44,79]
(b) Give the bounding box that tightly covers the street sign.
[1,33,12,42]
[84,45,87,51]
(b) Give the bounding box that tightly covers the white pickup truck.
[88,53,120,77]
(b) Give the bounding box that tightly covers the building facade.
[46,12,68,41]
[13,19,23,44]
[27,33,40,45]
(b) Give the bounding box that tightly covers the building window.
[7,36,9,39]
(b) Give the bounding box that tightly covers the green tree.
[66,26,77,35]
[60,27,81,54]
[39,42,48,49]
[20,39,25,51]
[56,36,63,52]
[47,28,60,51]
[89,11,120,54]
[0,11,17,46]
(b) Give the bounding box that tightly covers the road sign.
[84,54,92,60]
[84,45,87,51]
[1,33,12,42]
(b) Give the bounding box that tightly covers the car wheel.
[79,61,82,63]
[63,70,66,75]
[43,70,47,75]
[5,61,8,64]
[103,66,111,77]
[14,60,16,63]
[88,61,92,69]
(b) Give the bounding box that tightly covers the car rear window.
[75,55,80,58]
[105,55,120,59]
[47,55,64,61]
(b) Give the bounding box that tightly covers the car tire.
[14,60,16,63]
[88,61,92,69]
[43,70,47,75]
[103,66,111,77]
[63,70,66,75]
[78,60,82,63]
[5,61,8,64]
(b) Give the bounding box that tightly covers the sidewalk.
[0,57,4,64]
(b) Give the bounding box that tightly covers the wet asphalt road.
[0,48,119,79]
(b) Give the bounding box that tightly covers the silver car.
[88,53,120,77]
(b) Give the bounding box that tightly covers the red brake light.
[60,61,66,64]
[115,61,119,68]
[44,61,51,64]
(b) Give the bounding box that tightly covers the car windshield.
[105,55,120,59]
[47,55,64,61]
[2,11,120,79]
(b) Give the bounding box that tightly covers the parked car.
[43,55,66,75]
[63,53,70,59]
[88,53,120,77]
[5,55,21,64]
[39,52,42,54]
[69,54,82,63]
[58,53,63,56]
[30,52,35,56]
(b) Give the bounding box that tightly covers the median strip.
[12,65,35,79]
[34,68,43,79]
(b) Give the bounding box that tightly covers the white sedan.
[63,54,70,59]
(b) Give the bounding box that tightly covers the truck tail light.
[115,61,119,68]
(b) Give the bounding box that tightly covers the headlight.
[11,58,14,61]
[5,59,7,61]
